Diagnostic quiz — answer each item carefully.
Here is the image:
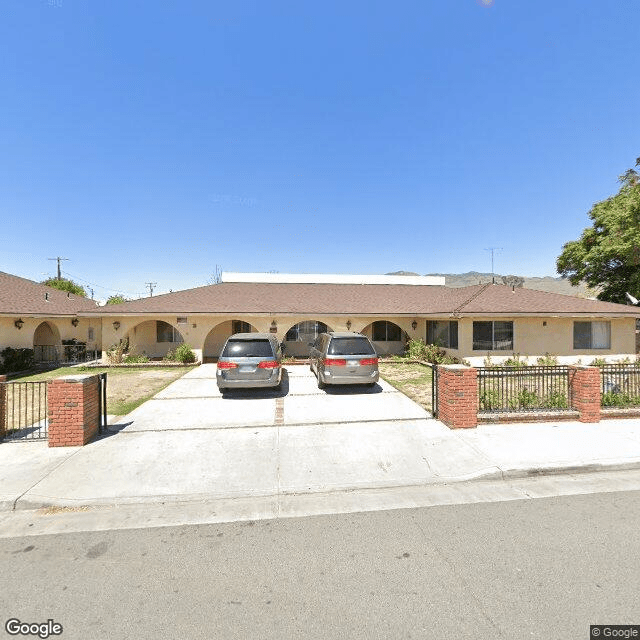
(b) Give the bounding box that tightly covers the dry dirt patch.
[8,366,195,416]
[379,362,434,413]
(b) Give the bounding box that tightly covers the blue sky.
[1,0,639,299]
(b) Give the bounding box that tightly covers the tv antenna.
[484,247,502,283]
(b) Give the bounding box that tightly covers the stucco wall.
[455,316,636,365]
[0,316,102,355]
[97,314,638,364]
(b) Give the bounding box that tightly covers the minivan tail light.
[324,358,346,366]
[217,361,238,369]
[257,361,279,369]
[359,358,379,366]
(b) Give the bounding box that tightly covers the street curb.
[9,458,640,512]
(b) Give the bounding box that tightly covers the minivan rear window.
[222,339,274,358]
[328,338,376,356]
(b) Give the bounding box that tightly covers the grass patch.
[11,366,196,416]
[379,362,434,413]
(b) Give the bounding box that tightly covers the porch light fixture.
[412,320,418,331]
[270,320,277,329]
[14,318,24,330]
[113,321,121,331]
[346,320,352,330]
[71,318,79,327]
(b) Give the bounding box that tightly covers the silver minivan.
[217,333,282,392]
[309,332,379,389]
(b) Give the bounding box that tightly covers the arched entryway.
[125,320,185,359]
[203,320,258,362]
[33,321,62,363]
[283,320,332,357]
[361,321,408,356]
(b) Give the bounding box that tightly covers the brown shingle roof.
[86,281,640,317]
[0,271,99,316]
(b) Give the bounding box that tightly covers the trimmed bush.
[0,347,35,373]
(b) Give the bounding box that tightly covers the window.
[473,321,513,350]
[426,321,458,349]
[285,321,328,342]
[573,321,611,349]
[156,321,183,343]
[221,339,273,358]
[372,321,402,342]
[232,320,253,334]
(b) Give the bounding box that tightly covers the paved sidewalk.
[2,365,640,513]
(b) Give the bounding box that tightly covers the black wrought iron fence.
[477,366,572,413]
[1,381,48,441]
[599,364,640,408]
[34,345,100,365]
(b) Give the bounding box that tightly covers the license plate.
[239,366,254,372]
[347,360,359,368]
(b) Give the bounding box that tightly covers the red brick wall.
[437,365,478,429]
[48,375,101,447]
[568,366,601,423]
[0,375,6,439]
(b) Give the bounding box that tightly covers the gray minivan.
[217,333,282,392]
[309,332,379,389]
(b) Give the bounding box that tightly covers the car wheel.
[317,375,326,390]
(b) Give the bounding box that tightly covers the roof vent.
[45,292,49,301]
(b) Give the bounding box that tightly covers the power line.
[62,270,146,297]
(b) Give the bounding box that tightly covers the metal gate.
[431,364,439,418]
[97,372,108,434]
[1,381,48,442]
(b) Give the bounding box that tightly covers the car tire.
[317,375,326,390]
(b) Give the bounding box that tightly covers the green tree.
[41,277,86,297]
[106,294,129,305]
[556,157,640,304]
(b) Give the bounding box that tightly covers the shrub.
[479,389,500,410]
[536,353,559,366]
[509,388,539,410]
[503,353,529,368]
[124,353,150,364]
[590,358,607,367]
[0,347,35,373]
[174,343,197,364]
[403,339,460,364]
[163,349,175,362]
[542,391,568,409]
[106,338,128,365]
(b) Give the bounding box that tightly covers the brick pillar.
[437,364,478,429]
[48,375,101,447]
[0,375,7,440]
[569,365,601,423]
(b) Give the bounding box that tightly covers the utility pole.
[484,247,502,283]
[48,257,69,280]
[145,282,157,297]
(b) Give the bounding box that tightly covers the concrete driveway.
[13,364,503,509]
[119,363,430,431]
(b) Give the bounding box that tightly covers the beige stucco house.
[87,272,640,365]
[0,271,101,364]
[1,270,639,367]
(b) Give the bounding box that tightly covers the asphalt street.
[1,489,639,640]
